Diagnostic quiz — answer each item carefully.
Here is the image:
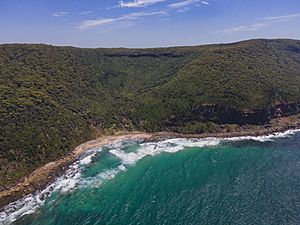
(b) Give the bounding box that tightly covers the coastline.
[1,115,300,208]
[0,132,153,208]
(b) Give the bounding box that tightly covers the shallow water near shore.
[1,130,300,225]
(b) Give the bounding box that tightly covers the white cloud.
[217,13,300,34]
[178,7,190,13]
[218,23,266,34]
[118,0,166,8]
[79,11,93,15]
[78,11,166,29]
[168,0,209,9]
[52,12,69,17]
[79,18,116,28]
[259,13,300,22]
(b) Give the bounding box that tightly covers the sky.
[0,0,299,48]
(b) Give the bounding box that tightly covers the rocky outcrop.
[270,102,300,118]
[165,101,300,126]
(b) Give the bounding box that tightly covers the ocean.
[1,130,300,225]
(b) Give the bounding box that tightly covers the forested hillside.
[1,39,300,188]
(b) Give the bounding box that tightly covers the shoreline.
[1,115,300,208]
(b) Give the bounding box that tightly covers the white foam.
[109,138,221,165]
[1,129,299,224]
[78,168,122,189]
[118,164,127,172]
[0,193,47,224]
[223,129,300,142]
[79,152,96,165]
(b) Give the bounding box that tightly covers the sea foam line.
[223,129,300,142]
[1,129,299,224]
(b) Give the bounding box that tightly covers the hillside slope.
[1,39,300,188]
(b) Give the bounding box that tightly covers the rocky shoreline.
[0,115,299,208]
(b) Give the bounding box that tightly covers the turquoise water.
[2,132,300,225]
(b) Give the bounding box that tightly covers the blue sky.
[0,0,299,47]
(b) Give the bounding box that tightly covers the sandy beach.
[1,115,299,208]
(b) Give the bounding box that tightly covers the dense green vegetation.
[0,39,300,188]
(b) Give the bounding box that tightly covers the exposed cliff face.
[164,102,300,126]
[193,105,270,125]
[270,101,300,118]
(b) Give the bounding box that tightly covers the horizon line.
[0,37,299,50]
